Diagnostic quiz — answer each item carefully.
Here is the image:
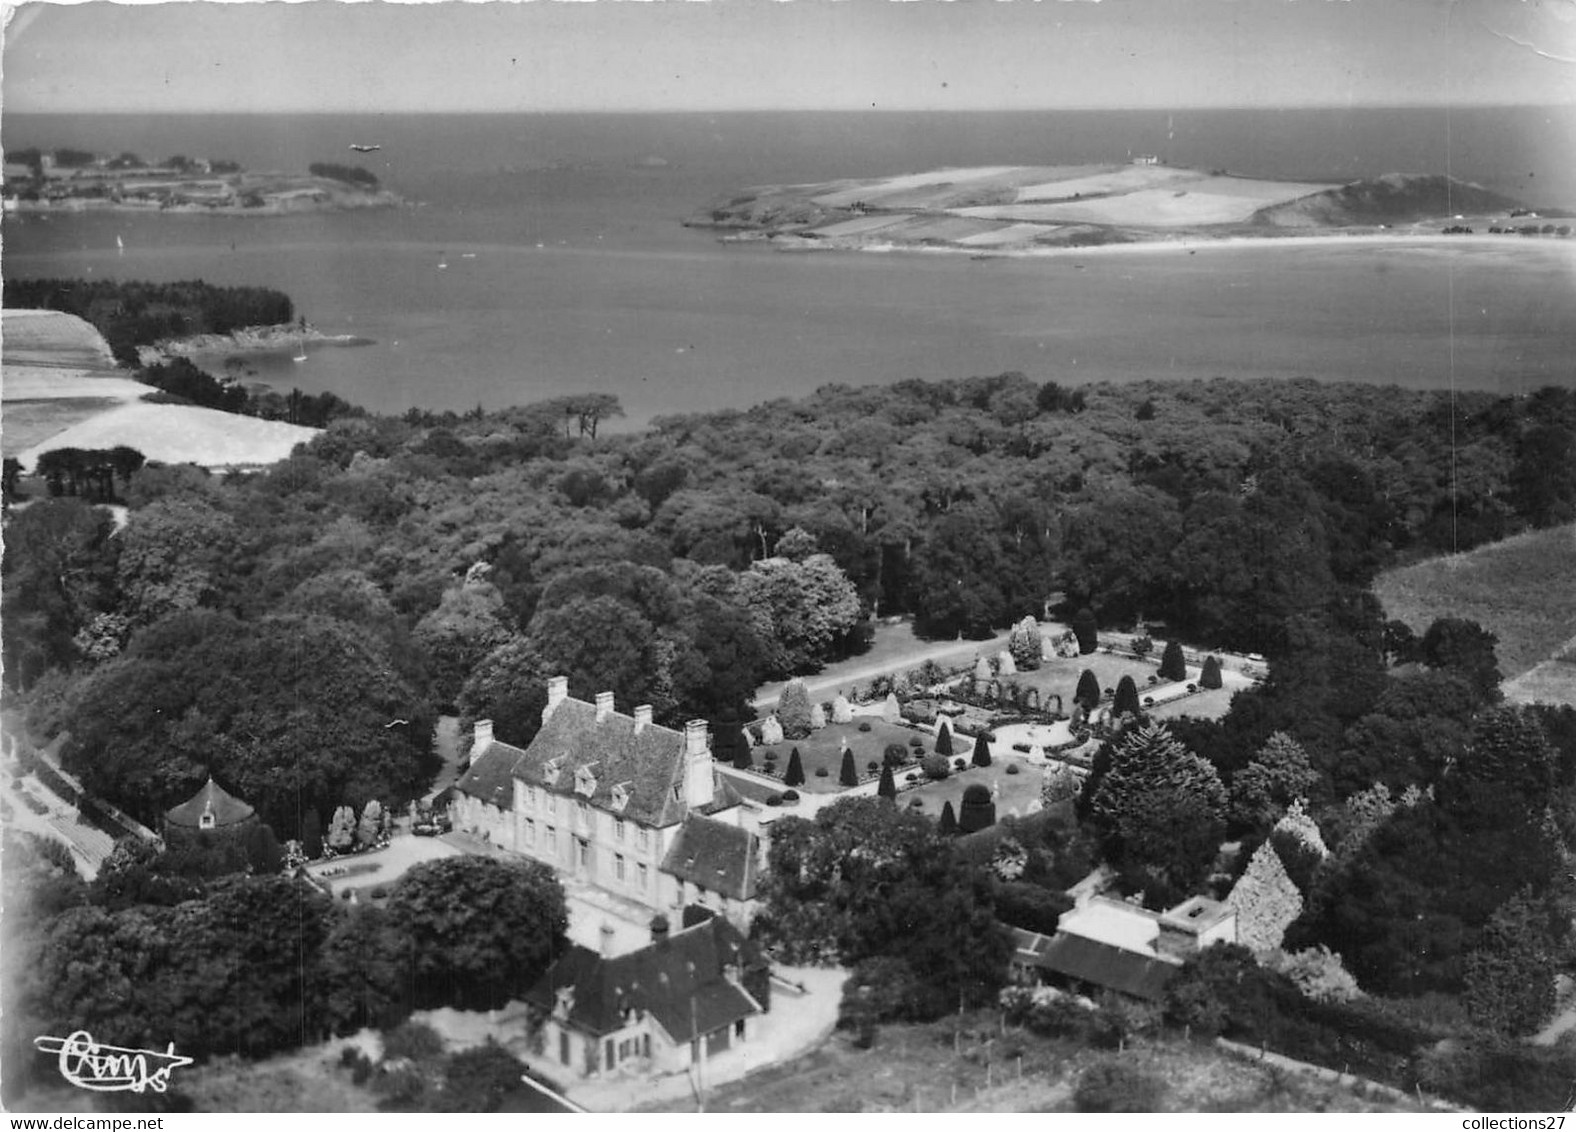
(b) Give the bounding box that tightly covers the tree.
[1158,640,1187,682]
[785,748,806,787]
[386,856,568,1010]
[935,719,954,757]
[114,496,239,626]
[1463,888,1560,1036]
[1421,617,1503,703]
[878,762,897,800]
[317,904,410,1036]
[444,1040,533,1112]
[1072,608,1098,655]
[1,498,120,689]
[938,800,958,836]
[411,580,515,708]
[1007,618,1043,671]
[357,800,384,848]
[972,732,992,768]
[1088,722,1228,901]
[736,554,862,677]
[839,746,859,787]
[1199,655,1223,690]
[327,805,357,852]
[1226,841,1303,953]
[778,679,814,740]
[1230,732,1318,832]
[1075,669,1101,711]
[1112,675,1141,719]
[958,783,996,834]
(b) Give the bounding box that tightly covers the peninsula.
[689,160,1563,254]
[1,148,401,215]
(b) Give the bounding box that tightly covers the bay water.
[4,109,1572,424]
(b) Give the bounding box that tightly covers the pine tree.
[785,748,806,787]
[1200,655,1223,690]
[972,732,992,768]
[733,744,753,771]
[1158,640,1187,682]
[936,720,954,757]
[1113,675,1141,718]
[878,762,897,801]
[938,800,959,836]
[1075,669,1101,711]
[839,746,859,787]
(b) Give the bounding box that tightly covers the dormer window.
[574,764,598,797]
[542,756,565,787]
[610,782,633,813]
[199,811,215,830]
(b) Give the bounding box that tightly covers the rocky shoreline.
[136,324,375,367]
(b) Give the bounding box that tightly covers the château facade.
[451,677,763,930]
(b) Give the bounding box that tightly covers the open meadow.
[1374,522,1576,704]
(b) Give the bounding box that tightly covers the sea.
[4,108,1574,425]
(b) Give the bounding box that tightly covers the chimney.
[684,720,715,809]
[543,675,569,724]
[473,719,495,759]
[596,691,615,722]
[599,923,615,958]
[634,705,653,733]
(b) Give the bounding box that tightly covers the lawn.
[1374,522,1576,680]
[899,758,1046,822]
[746,719,927,793]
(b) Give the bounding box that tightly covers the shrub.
[766,794,784,807]
[1113,675,1141,717]
[972,733,992,768]
[858,721,872,732]
[909,798,923,809]
[815,767,829,777]
[922,753,950,780]
[905,772,919,783]
[1075,669,1101,710]
[785,748,806,787]
[883,743,908,769]
[370,885,389,899]
[939,800,958,835]
[381,1021,445,1064]
[878,763,897,800]
[909,736,924,749]
[953,758,966,771]
[1143,697,1154,707]
[935,721,954,757]
[839,748,859,787]
[1012,742,1031,753]
[782,789,800,802]
[866,760,880,774]
[1074,1059,1165,1113]
[778,679,814,739]
[994,881,1073,934]
[1186,683,1197,693]
[1200,655,1224,690]
[1005,763,1020,775]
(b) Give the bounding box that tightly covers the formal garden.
[733,716,921,794]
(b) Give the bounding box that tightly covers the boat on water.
[293,334,308,363]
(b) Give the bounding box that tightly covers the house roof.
[454,698,740,829]
[660,815,760,902]
[1031,932,1181,1002]
[524,917,763,1042]
[164,777,256,829]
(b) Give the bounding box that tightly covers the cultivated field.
[1374,522,1576,702]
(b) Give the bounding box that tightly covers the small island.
[689,158,1567,254]
[1,147,402,215]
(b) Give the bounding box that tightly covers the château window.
[637,827,650,851]
[524,818,536,846]
[615,818,625,842]
[638,863,648,890]
[577,838,590,867]
[615,853,625,881]
[576,800,590,827]
[544,826,556,857]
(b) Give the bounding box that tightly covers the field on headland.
[1,309,318,469]
[1374,522,1576,705]
[695,160,1542,256]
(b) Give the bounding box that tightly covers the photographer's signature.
[34,1031,192,1093]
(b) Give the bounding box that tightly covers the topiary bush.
[766,793,784,807]
[883,743,908,769]
[1005,763,1020,775]
[785,748,805,787]
[782,789,800,803]
[1200,655,1223,690]
[1158,639,1187,681]
[959,783,997,833]
[815,767,829,777]
[858,721,872,732]
[922,753,950,780]
[909,735,924,749]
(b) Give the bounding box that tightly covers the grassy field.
[1374,522,1576,681]
[642,1010,1419,1113]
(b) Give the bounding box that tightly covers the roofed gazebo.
[163,776,260,851]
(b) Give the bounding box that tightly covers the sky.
[3,0,1574,115]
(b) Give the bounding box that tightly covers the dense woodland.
[5,297,1576,1107]
[3,278,295,365]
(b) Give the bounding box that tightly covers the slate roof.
[454,698,741,829]
[1022,930,1181,1002]
[524,917,764,1042]
[660,815,760,902]
[164,777,256,829]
